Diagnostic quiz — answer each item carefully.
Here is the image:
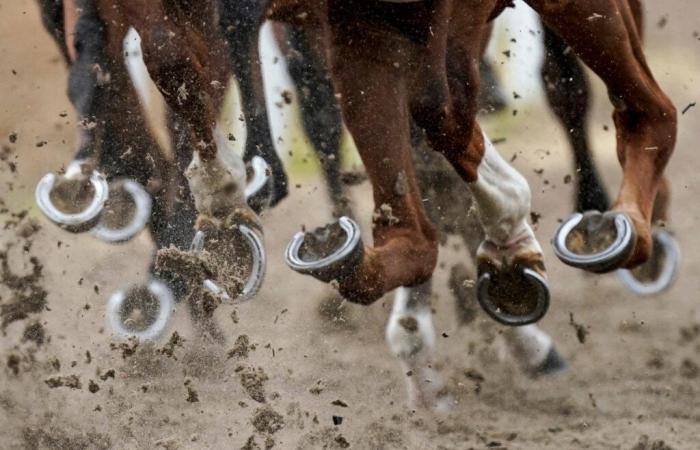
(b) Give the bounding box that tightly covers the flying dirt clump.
[0,242,48,330]
[44,374,82,389]
[239,366,269,403]
[252,406,284,434]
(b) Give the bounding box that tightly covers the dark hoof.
[528,346,568,378]
[107,279,174,340]
[285,216,363,283]
[190,224,266,302]
[35,162,108,232]
[552,211,636,273]
[245,156,274,214]
[617,229,680,296]
[477,266,550,326]
[92,179,152,243]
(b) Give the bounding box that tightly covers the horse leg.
[409,8,549,326]
[220,1,288,212]
[285,7,438,304]
[112,1,265,303]
[540,23,609,213]
[284,23,349,218]
[386,283,452,412]
[532,0,677,273]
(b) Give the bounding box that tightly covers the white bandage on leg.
[186,125,247,218]
[468,131,541,252]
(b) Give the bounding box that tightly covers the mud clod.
[159,331,185,359]
[22,321,46,346]
[252,406,284,434]
[569,313,589,344]
[240,366,268,403]
[228,334,251,360]
[45,374,82,389]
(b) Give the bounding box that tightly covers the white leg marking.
[503,324,553,370]
[386,287,452,412]
[468,131,542,258]
[186,126,247,218]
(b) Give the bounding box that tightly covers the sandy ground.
[2,1,700,449]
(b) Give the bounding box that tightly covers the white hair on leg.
[386,285,452,412]
[468,131,540,254]
[504,325,552,368]
[186,125,248,219]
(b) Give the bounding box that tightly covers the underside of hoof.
[528,346,568,379]
[285,216,363,283]
[35,162,108,232]
[617,229,680,296]
[107,280,174,341]
[92,179,152,243]
[186,222,266,302]
[477,265,550,326]
[553,211,636,273]
[245,156,274,214]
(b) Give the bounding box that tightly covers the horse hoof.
[477,266,550,326]
[617,229,680,296]
[107,279,174,341]
[528,346,568,379]
[189,224,266,302]
[35,161,108,232]
[92,179,152,243]
[245,156,274,214]
[552,211,636,273]
[285,216,363,283]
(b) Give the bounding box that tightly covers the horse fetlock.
[186,134,247,219]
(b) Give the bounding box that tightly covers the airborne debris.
[569,313,589,344]
[45,374,82,389]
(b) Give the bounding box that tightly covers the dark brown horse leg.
[220,1,288,212]
[285,23,349,218]
[540,23,610,213]
[532,0,677,272]
[106,1,265,303]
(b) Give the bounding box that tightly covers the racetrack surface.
[1,1,700,449]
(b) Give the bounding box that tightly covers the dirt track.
[2,1,700,449]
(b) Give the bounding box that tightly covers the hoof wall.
[285,216,363,283]
[553,211,636,273]
[477,266,550,326]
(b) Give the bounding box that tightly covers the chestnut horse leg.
[533,0,677,273]
[406,5,549,326]
[285,2,440,304]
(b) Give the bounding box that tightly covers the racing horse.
[273,0,678,297]
[282,0,676,318]
[35,0,268,340]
